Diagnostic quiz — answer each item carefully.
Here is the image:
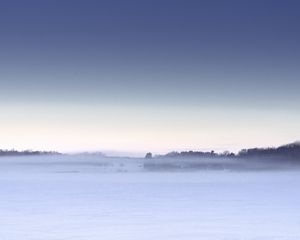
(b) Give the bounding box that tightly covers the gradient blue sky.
[0,0,299,154]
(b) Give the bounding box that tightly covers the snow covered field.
[0,155,300,240]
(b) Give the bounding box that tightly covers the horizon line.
[1,140,299,158]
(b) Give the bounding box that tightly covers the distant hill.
[237,142,300,160]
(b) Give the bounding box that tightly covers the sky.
[0,0,300,155]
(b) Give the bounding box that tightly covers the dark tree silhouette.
[0,149,60,157]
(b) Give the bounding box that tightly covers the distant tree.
[220,151,235,158]
[145,152,153,159]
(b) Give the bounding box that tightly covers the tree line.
[147,142,300,160]
[0,149,60,157]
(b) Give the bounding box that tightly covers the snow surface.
[0,155,300,240]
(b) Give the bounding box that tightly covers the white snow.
[0,155,299,240]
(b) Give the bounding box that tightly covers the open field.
[0,156,299,240]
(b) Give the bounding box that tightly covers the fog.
[1,154,299,173]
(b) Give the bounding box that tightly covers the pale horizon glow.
[0,102,299,156]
